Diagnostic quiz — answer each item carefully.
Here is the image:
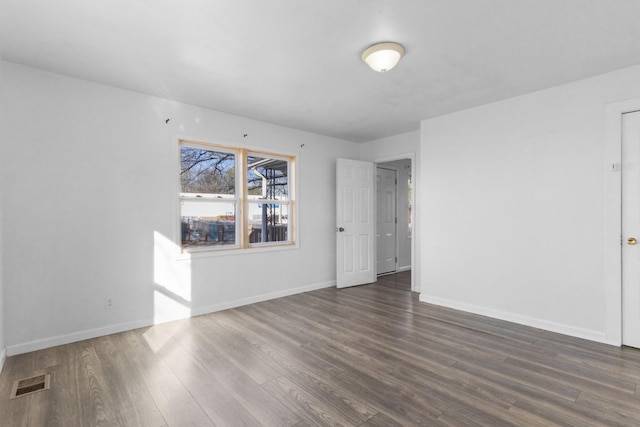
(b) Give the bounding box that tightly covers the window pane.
[181,201,236,248]
[246,155,288,200]
[248,203,289,243]
[180,146,235,195]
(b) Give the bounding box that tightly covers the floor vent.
[10,374,50,399]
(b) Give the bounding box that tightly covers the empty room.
[2,0,640,425]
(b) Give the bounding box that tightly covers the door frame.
[375,152,417,292]
[604,98,640,346]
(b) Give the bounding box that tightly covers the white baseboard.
[190,280,336,317]
[7,280,336,356]
[419,294,607,344]
[396,265,412,272]
[7,319,154,356]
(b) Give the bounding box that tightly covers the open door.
[622,110,640,348]
[336,158,375,288]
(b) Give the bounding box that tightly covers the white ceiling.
[3,1,640,142]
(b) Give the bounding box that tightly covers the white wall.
[0,59,6,369]
[0,185,5,369]
[361,130,419,162]
[0,61,359,354]
[420,63,640,343]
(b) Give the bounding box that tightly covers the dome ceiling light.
[361,42,405,72]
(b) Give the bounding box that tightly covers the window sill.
[176,242,299,261]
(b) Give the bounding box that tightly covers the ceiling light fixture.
[362,42,405,72]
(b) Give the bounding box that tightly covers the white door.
[377,167,397,275]
[622,110,640,348]
[336,158,375,288]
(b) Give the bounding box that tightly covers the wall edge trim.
[0,348,6,374]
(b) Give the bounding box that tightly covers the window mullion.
[239,148,249,249]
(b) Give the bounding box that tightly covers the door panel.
[622,110,640,348]
[336,158,375,288]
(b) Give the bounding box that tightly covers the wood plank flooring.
[2,271,640,426]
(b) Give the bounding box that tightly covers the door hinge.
[395,257,398,263]
[395,217,398,224]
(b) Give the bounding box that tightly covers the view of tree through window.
[247,155,288,198]
[180,147,235,195]
[180,146,237,249]
[179,141,295,251]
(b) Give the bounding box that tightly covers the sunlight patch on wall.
[153,231,192,325]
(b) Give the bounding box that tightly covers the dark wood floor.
[377,270,412,292]
[2,270,640,426]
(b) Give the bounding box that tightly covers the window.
[179,139,295,252]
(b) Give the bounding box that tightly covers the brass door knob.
[628,237,637,245]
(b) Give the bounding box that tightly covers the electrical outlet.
[105,298,113,310]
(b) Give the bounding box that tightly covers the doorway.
[335,154,416,292]
[377,166,397,275]
[376,158,412,283]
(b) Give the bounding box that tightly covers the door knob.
[336,227,344,232]
[628,237,637,245]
